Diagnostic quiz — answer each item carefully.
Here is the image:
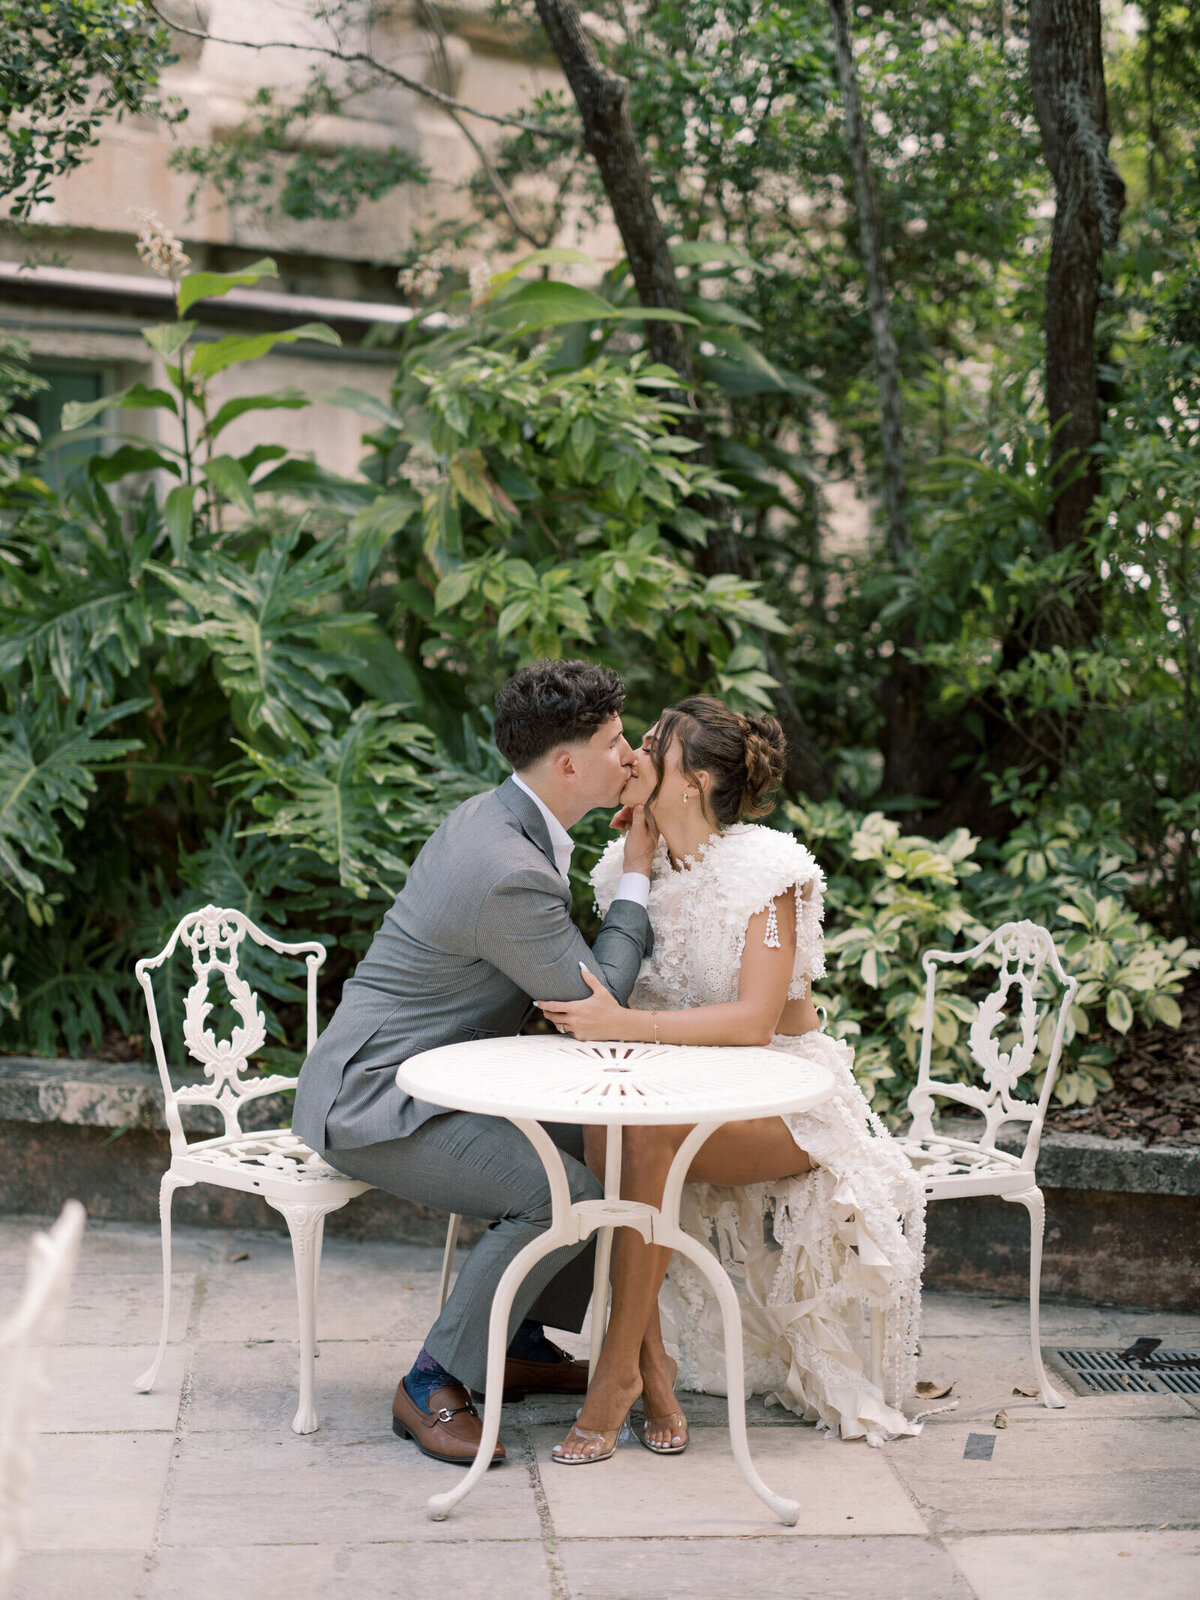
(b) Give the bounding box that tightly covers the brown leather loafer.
[391,1378,506,1468]
[471,1343,590,1404]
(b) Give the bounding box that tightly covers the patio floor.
[5,1215,1199,1600]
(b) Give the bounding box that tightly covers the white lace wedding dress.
[592,823,925,1445]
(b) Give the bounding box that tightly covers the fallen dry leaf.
[915,1380,954,1399]
[1012,1385,1039,1397]
[993,1409,1009,1428]
[228,1251,250,1262]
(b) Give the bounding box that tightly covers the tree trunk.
[1028,0,1125,614]
[828,0,910,563]
[533,0,832,798]
[879,0,1124,834]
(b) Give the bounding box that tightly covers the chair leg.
[1002,1187,1066,1409]
[271,1200,329,1435]
[438,1213,462,1315]
[134,1170,194,1393]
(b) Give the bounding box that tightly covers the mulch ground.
[1045,970,1200,1146]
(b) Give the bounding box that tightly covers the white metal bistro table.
[395,1035,835,1525]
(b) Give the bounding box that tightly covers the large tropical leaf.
[0,697,146,899]
[149,527,371,744]
[0,487,161,696]
[234,706,454,898]
[7,919,132,1057]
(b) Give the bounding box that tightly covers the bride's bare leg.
[554,1126,678,1461]
[638,1303,686,1450]
[555,1116,813,1462]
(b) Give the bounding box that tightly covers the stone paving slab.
[948,1529,1200,1600]
[148,1541,559,1600]
[184,1336,423,1435]
[556,1535,976,1600]
[162,1429,544,1547]
[11,1551,148,1600]
[7,1217,1200,1600]
[28,1267,193,1345]
[533,1424,926,1538]
[885,1417,1200,1535]
[22,1431,175,1551]
[194,1241,445,1343]
[40,1343,186,1433]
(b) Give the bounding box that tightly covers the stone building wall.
[0,1,566,478]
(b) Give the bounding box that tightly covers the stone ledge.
[0,1055,293,1136]
[2,1056,1196,1197]
[937,1116,1200,1198]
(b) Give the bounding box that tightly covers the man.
[292,659,655,1465]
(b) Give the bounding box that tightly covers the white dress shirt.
[510,774,649,907]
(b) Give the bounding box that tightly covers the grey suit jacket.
[291,777,653,1155]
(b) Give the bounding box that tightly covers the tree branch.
[531,0,832,798]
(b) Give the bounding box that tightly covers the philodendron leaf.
[163,483,198,560]
[90,445,181,483]
[486,247,595,295]
[142,322,196,361]
[486,281,698,332]
[202,455,257,516]
[203,388,311,442]
[60,382,177,431]
[177,257,277,317]
[189,323,341,381]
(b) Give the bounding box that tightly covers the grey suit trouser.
[329,1112,602,1392]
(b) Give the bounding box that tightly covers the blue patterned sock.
[507,1319,559,1363]
[403,1346,458,1414]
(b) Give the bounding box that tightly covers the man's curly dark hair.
[494,659,626,770]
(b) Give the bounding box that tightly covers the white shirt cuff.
[614,871,650,909]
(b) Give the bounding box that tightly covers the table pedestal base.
[426,1118,799,1528]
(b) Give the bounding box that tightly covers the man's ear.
[552,748,576,782]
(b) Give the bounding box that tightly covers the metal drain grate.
[1055,1344,1200,1396]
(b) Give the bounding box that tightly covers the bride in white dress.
[537,696,924,1462]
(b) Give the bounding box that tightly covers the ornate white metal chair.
[0,1200,86,1598]
[894,919,1078,1409]
[133,904,465,1435]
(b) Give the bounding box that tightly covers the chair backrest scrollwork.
[135,905,326,1151]
[906,920,1078,1165]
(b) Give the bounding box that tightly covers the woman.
[537,696,924,1462]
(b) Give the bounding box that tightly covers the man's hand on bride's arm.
[616,801,657,877]
[536,965,635,1041]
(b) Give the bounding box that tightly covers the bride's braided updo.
[648,695,786,826]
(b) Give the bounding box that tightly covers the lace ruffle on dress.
[592,824,925,1445]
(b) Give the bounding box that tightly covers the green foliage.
[168,76,428,223]
[0,0,183,217]
[791,798,1200,1120]
[1,1,1198,1135]
[0,694,144,909]
[0,251,792,1057]
[0,334,46,497]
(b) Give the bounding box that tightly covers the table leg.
[588,1123,623,1376]
[427,1117,580,1522]
[654,1122,801,1529]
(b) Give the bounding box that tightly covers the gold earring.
[683,791,691,804]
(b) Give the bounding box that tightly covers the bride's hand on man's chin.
[618,801,657,876]
[536,965,625,1041]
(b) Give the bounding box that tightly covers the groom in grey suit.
[292,659,655,1465]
